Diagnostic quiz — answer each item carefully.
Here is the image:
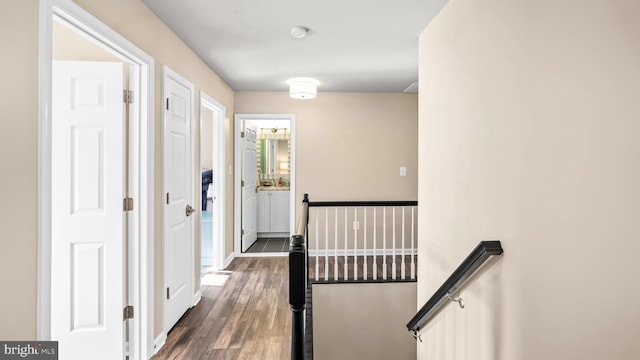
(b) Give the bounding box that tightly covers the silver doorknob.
[185,204,196,217]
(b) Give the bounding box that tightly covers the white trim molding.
[224,252,235,268]
[192,291,202,307]
[153,332,168,355]
[199,91,227,271]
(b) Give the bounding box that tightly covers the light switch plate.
[400,167,407,176]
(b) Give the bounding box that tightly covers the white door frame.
[38,1,155,359]
[199,92,226,272]
[233,114,296,257]
[161,65,197,330]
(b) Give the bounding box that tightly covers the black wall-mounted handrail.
[406,241,503,335]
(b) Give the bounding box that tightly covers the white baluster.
[392,207,396,280]
[315,208,319,281]
[354,208,358,280]
[383,207,387,280]
[344,208,348,281]
[325,207,329,281]
[401,207,406,280]
[363,207,367,280]
[411,206,416,280]
[373,207,377,280]
[334,207,339,281]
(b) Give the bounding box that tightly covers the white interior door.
[163,67,194,331]
[242,122,258,252]
[51,60,125,360]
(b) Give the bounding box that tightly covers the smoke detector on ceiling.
[290,26,309,39]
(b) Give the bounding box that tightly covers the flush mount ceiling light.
[287,77,319,99]
[290,26,309,39]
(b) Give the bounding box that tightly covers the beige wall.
[0,0,235,340]
[417,0,640,359]
[201,108,214,171]
[53,21,120,61]
[0,0,39,341]
[235,92,419,208]
[313,282,417,360]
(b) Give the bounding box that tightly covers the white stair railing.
[307,200,418,282]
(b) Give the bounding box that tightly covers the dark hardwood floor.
[152,257,291,360]
[151,254,415,360]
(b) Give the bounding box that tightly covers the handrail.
[295,194,310,235]
[406,241,503,337]
[308,200,418,208]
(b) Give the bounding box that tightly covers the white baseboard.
[153,332,167,355]
[192,290,202,307]
[308,248,417,257]
[256,232,289,238]
[235,252,288,258]
[223,252,235,269]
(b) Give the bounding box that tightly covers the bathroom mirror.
[262,139,289,175]
[258,127,290,178]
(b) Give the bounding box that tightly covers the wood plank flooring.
[152,257,291,360]
[151,255,415,360]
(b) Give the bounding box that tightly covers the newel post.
[289,233,306,359]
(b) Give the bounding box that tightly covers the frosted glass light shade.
[287,78,318,99]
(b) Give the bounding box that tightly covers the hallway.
[152,257,291,360]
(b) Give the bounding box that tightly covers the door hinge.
[241,229,245,236]
[166,98,170,110]
[123,305,134,320]
[123,90,134,104]
[241,180,245,187]
[166,192,170,204]
[240,131,245,138]
[123,197,134,211]
[166,287,170,300]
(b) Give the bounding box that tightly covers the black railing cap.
[308,200,417,207]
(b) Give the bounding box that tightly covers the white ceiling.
[142,0,448,93]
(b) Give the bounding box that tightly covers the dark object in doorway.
[202,170,213,210]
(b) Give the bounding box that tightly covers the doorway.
[234,114,296,257]
[199,92,226,276]
[38,1,154,359]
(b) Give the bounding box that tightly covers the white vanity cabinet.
[256,192,271,233]
[257,190,290,234]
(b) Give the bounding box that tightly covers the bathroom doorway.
[234,114,296,256]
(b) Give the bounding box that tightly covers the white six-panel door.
[163,67,194,331]
[242,123,258,252]
[51,60,125,360]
